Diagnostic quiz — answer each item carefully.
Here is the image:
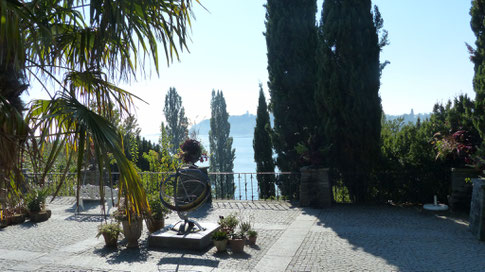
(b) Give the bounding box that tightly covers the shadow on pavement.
[158,255,220,268]
[306,204,485,271]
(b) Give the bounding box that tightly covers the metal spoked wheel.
[159,166,210,213]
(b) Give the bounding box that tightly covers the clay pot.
[102,232,119,248]
[122,219,143,248]
[29,209,51,223]
[10,214,25,225]
[230,238,245,253]
[146,217,164,233]
[213,239,228,252]
[248,236,257,246]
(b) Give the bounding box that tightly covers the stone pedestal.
[299,167,331,208]
[469,178,485,241]
[450,168,479,211]
[148,222,219,250]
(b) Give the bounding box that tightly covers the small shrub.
[211,230,228,241]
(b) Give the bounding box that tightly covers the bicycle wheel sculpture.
[159,165,211,234]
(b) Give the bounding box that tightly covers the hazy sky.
[24,1,477,138]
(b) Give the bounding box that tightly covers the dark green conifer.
[470,1,485,141]
[163,87,188,155]
[253,84,275,199]
[209,90,236,199]
[264,0,318,173]
[316,0,388,202]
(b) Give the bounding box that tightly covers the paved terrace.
[0,197,485,271]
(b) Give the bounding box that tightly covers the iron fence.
[23,171,300,201]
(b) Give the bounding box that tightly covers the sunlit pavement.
[0,197,484,271]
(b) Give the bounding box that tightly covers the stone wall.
[450,168,480,212]
[469,178,485,241]
[299,167,331,208]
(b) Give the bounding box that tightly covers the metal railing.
[24,171,300,201]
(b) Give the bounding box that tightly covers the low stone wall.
[469,178,485,241]
[299,167,331,208]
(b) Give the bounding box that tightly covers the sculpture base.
[148,222,219,250]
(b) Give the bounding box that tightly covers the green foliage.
[265,0,318,178]
[470,1,485,165]
[25,186,49,213]
[253,84,275,199]
[218,213,239,235]
[164,87,188,155]
[239,220,252,233]
[96,222,122,238]
[1,0,197,219]
[247,230,258,238]
[146,193,169,220]
[316,1,388,202]
[209,90,236,199]
[211,230,228,241]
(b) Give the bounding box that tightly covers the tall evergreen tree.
[163,87,188,154]
[316,0,388,202]
[264,0,318,176]
[209,90,236,199]
[471,1,485,141]
[253,84,275,199]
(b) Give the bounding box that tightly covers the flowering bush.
[433,130,478,166]
[178,138,208,164]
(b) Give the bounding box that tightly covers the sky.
[24,0,477,139]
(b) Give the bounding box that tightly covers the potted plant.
[145,193,169,233]
[25,187,51,222]
[433,130,481,210]
[113,207,143,248]
[240,220,251,234]
[230,231,245,253]
[247,230,258,245]
[218,213,239,236]
[178,138,208,165]
[211,230,228,252]
[96,222,122,247]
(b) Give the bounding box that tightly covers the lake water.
[197,135,261,200]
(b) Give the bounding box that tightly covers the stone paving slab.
[1,198,485,271]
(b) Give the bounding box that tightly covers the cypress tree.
[471,1,485,140]
[163,87,188,154]
[316,0,388,202]
[253,84,275,199]
[264,0,318,176]
[209,90,236,199]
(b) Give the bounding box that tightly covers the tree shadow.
[306,204,485,271]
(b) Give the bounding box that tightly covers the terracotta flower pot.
[29,209,51,223]
[213,239,228,252]
[230,238,245,253]
[248,236,257,246]
[102,232,119,248]
[10,214,25,225]
[146,217,164,233]
[122,219,143,248]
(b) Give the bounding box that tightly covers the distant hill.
[190,110,430,137]
[190,112,269,137]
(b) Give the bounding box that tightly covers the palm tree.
[0,0,200,216]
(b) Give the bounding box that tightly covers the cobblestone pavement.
[0,198,485,271]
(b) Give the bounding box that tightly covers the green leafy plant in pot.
[25,186,51,222]
[211,230,228,252]
[218,213,239,236]
[96,222,122,247]
[230,231,246,253]
[145,193,170,233]
[247,229,258,246]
